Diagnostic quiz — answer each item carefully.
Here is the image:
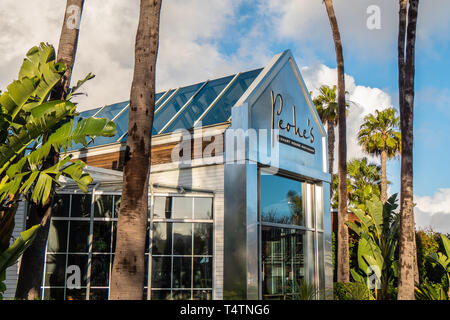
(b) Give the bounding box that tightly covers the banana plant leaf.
[0,224,40,272]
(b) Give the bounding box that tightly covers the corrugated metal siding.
[150,163,224,300]
[3,200,27,299]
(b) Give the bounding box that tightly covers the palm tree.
[358,107,401,204]
[313,85,338,179]
[15,0,86,300]
[332,158,382,211]
[110,0,162,300]
[324,0,349,283]
[397,0,419,300]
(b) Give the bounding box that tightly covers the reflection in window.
[261,227,306,300]
[150,196,214,300]
[44,193,213,300]
[259,171,319,300]
[260,173,304,226]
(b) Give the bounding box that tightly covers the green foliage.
[0,224,40,299]
[347,194,400,300]
[313,85,339,125]
[415,282,448,300]
[0,43,116,295]
[0,43,116,207]
[358,107,401,159]
[331,157,383,210]
[416,234,450,299]
[333,282,374,300]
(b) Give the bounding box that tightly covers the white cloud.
[259,0,450,61]
[301,63,394,171]
[415,189,450,234]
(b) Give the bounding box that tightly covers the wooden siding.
[77,133,224,171]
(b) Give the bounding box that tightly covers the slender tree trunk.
[15,0,85,300]
[327,121,335,176]
[380,149,388,204]
[397,0,419,300]
[110,0,161,300]
[324,0,349,283]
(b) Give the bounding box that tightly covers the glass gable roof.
[198,68,262,127]
[72,67,262,151]
[152,82,204,134]
[161,74,234,134]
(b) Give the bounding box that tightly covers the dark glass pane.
[113,195,121,218]
[162,75,234,134]
[151,256,171,288]
[193,257,212,288]
[52,194,70,217]
[44,254,66,286]
[93,221,112,252]
[261,226,306,300]
[194,198,213,219]
[155,91,165,103]
[94,195,113,218]
[70,194,92,218]
[66,254,89,287]
[47,220,68,253]
[260,173,304,225]
[68,221,90,252]
[90,254,110,286]
[151,290,171,300]
[152,82,204,134]
[193,290,212,300]
[112,222,117,253]
[173,223,192,255]
[89,289,108,300]
[172,257,191,289]
[172,197,192,219]
[155,89,175,111]
[200,69,262,126]
[66,288,87,300]
[94,101,129,120]
[153,196,171,219]
[172,290,191,300]
[152,222,172,255]
[193,223,212,255]
[144,254,149,285]
[43,288,64,300]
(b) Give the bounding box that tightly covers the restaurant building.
[6,50,332,300]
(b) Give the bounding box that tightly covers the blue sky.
[0,0,449,232]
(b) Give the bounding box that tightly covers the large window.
[259,170,324,299]
[43,192,213,300]
[150,196,213,300]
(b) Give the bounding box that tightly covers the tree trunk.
[324,0,349,283]
[397,0,419,300]
[327,121,335,176]
[15,0,85,300]
[109,0,161,300]
[380,149,388,204]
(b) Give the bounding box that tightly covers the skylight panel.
[160,75,234,134]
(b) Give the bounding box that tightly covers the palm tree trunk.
[324,0,349,283]
[397,0,419,300]
[327,121,335,176]
[109,0,162,300]
[380,149,388,204]
[15,0,85,300]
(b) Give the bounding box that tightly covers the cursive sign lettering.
[271,90,314,147]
